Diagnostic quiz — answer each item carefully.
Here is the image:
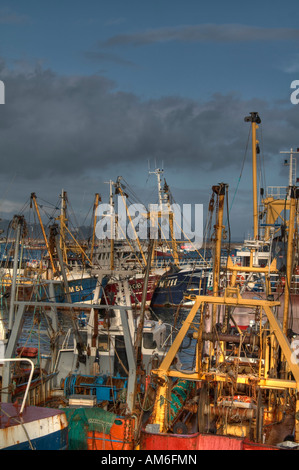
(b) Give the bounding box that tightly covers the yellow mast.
[245,112,261,240]
[30,192,57,276]
[63,223,92,265]
[283,186,297,335]
[212,183,227,328]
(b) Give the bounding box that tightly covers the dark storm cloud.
[0,58,298,187]
[100,24,299,47]
[0,58,299,239]
[0,60,241,180]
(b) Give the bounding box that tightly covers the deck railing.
[266,186,288,199]
[0,358,34,413]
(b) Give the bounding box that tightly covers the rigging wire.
[119,178,144,206]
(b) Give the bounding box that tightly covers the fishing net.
[63,408,116,450]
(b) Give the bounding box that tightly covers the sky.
[1,0,299,241]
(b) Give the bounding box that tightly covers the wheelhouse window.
[143,332,157,349]
[98,334,109,352]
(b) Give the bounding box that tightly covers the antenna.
[104,180,116,206]
[148,165,168,207]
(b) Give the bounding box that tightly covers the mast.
[30,193,57,276]
[149,167,179,266]
[57,189,68,265]
[109,181,115,271]
[134,239,155,434]
[282,186,297,335]
[212,183,227,328]
[51,224,86,363]
[163,180,179,267]
[245,112,261,240]
[7,215,25,334]
[90,193,100,261]
[134,239,155,365]
[149,167,164,207]
[115,178,147,265]
[281,148,299,190]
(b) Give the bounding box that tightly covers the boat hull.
[150,268,210,307]
[0,275,102,304]
[103,274,160,307]
[0,404,68,450]
[53,276,100,303]
[140,430,278,451]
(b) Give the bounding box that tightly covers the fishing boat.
[0,358,68,450]
[92,238,160,308]
[91,172,214,310]
[143,168,213,309]
[140,290,299,449]
[0,224,178,450]
[0,192,102,306]
[88,179,163,309]
[103,271,161,307]
[61,242,180,450]
[0,301,68,451]
[150,264,212,308]
[139,113,299,451]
